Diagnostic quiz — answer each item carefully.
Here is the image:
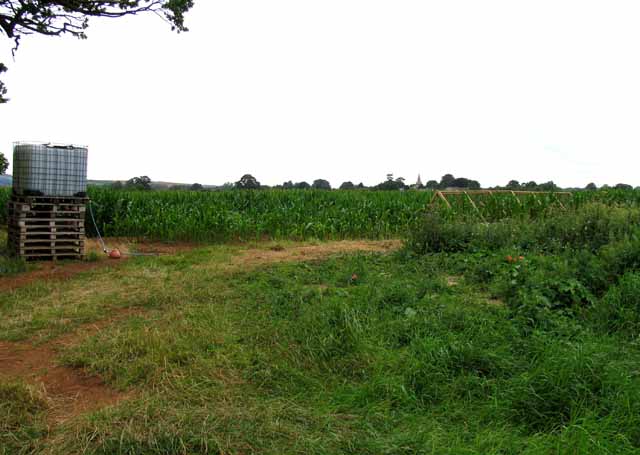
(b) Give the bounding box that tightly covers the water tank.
[12,142,88,197]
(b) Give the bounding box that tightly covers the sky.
[1,0,639,188]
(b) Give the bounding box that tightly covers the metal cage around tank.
[12,142,88,197]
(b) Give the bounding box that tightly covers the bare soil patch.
[0,341,127,424]
[0,308,140,424]
[234,240,402,267]
[446,276,460,287]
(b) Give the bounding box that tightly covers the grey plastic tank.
[12,142,88,197]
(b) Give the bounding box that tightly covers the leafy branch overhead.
[0,0,194,103]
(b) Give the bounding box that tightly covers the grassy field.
[2,192,640,453]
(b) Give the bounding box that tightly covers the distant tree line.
[105,174,639,192]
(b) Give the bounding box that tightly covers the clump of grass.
[592,272,640,336]
[85,251,101,262]
[0,380,47,453]
[0,255,26,276]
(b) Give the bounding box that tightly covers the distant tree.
[585,182,597,191]
[538,181,558,191]
[523,181,538,190]
[425,180,439,189]
[439,174,456,189]
[506,180,521,189]
[451,177,480,189]
[190,183,203,191]
[110,181,124,190]
[340,181,355,190]
[312,179,332,190]
[294,181,311,189]
[282,181,294,190]
[615,183,633,190]
[235,174,261,190]
[125,176,152,190]
[375,176,406,190]
[0,151,7,174]
[357,183,366,189]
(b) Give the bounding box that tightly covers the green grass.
[2,236,640,454]
[0,381,47,455]
[0,230,27,277]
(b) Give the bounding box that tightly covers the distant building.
[410,174,424,189]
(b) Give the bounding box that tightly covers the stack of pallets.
[7,194,87,261]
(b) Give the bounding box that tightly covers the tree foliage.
[439,173,455,188]
[0,0,194,103]
[235,174,260,190]
[374,174,406,191]
[312,179,331,190]
[437,174,480,189]
[126,175,152,190]
[0,151,7,174]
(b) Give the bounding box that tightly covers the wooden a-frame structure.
[429,189,572,221]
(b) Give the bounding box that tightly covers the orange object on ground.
[108,249,122,259]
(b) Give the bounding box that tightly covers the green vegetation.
[0,229,27,276]
[84,187,429,241]
[0,381,47,454]
[1,187,640,242]
[3,189,640,453]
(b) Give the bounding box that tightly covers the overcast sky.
[1,1,639,188]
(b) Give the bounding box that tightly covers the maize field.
[84,188,429,241]
[0,187,638,242]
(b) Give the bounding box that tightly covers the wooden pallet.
[17,253,86,261]
[10,194,88,205]
[7,195,87,261]
[8,201,86,211]
[8,225,85,236]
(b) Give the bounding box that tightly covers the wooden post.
[436,191,452,209]
[463,191,486,222]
